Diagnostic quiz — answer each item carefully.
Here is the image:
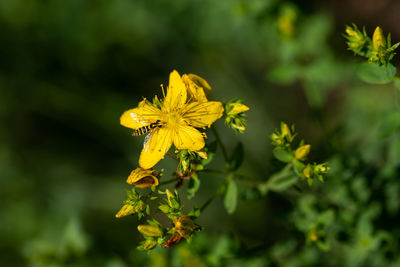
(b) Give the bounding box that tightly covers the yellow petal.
[182,101,224,128]
[227,103,250,115]
[187,74,212,97]
[163,70,187,112]
[173,125,205,151]
[120,101,162,129]
[182,74,208,103]
[139,127,173,169]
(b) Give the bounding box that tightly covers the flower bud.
[134,200,146,213]
[372,26,386,51]
[143,239,157,250]
[115,204,134,218]
[196,150,208,160]
[281,123,291,139]
[295,145,311,160]
[314,163,330,174]
[137,225,163,237]
[226,103,250,115]
[303,165,313,179]
[309,230,319,242]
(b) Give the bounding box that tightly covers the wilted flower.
[172,216,197,239]
[126,168,159,188]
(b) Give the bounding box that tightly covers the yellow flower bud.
[172,216,197,239]
[345,27,358,38]
[126,168,159,188]
[196,150,208,160]
[303,165,313,179]
[295,145,311,160]
[137,225,163,237]
[143,239,157,250]
[281,123,291,139]
[309,230,318,242]
[227,103,250,115]
[372,26,386,51]
[115,204,134,218]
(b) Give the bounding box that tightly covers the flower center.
[167,112,183,128]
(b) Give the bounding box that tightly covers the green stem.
[200,182,226,213]
[211,125,229,163]
[166,152,179,162]
[201,168,255,182]
[160,177,179,186]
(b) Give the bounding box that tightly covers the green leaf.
[187,173,200,199]
[224,179,238,214]
[267,63,301,85]
[273,148,293,162]
[356,62,397,84]
[379,112,400,137]
[228,142,244,171]
[394,77,400,90]
[293,160,305,176]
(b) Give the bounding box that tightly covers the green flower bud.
[143,239,157,250]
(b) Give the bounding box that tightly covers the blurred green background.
[1,0,400,266]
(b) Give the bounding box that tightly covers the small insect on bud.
[372,26,386,51]
[137,225,163,237]
[115,204,134,218]
[295,145,311,160]
[126,168,159,188]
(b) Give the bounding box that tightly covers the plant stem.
[166,152,179,162]
[160,177,179,185]
[211,125,229,163]
[202,168,255,182]
[200,182,226,213]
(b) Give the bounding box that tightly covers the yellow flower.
[295,144,311,160]
[372,26,386,51]
[126,168,159,188]
[172,216,197,239]
[226,103,250,115]
[121,70,224,169]
[115,204,134,218]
